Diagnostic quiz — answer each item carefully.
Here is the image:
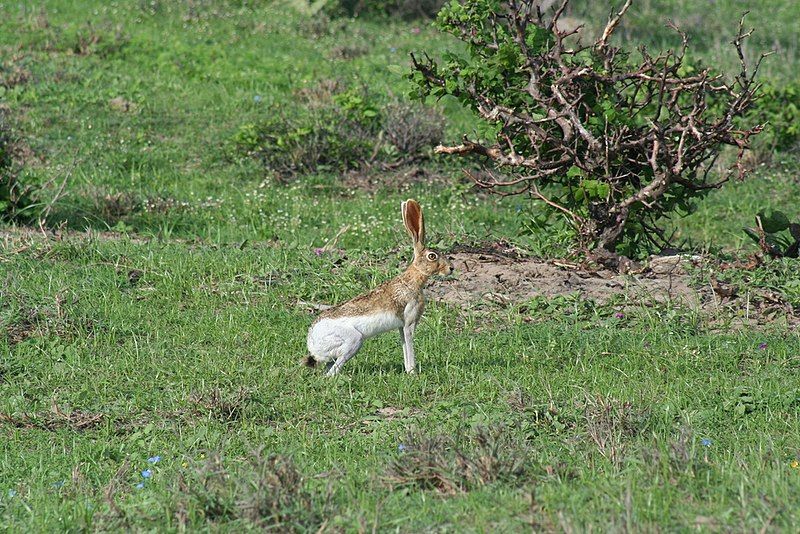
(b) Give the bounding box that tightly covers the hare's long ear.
[402,199,425,255]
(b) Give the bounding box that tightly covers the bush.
[410,0,764,262]
[233,84,444,179]
[321,0,445,20]
[383,101,446,157]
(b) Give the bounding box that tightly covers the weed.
[174,449,332,530]
[2,306,40,345]
[384,425,528,495]
[507,389,578,436]
[0,55,31,89]
[0,401,104,432]
[188,387,252,423]
[382,102,445,164]
[1,295,96,346]
[743,209,800,258]
[641,426,713,483]
[327,44,369,60]
[582,396,649,468]
[90,191,141,224]
[71,23,129,57]
[0,109,34,221]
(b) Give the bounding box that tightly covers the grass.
[1,0,800,531]
[568,0,800,82]
[3,233,800,530]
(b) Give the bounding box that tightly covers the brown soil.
[429,250,704,308]
[427,243,798,328]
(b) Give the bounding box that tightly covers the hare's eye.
[426,252,438,261]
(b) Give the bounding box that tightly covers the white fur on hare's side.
[307,313,403,363]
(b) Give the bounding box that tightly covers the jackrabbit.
[305,199,451,376]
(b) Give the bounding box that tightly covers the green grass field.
[2,1,800,531]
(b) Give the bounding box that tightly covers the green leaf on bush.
[582,180,610,200]
[742,227,761,244]
[757,209,790,233]
[566,166,582,178]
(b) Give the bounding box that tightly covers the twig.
[598,0,633,48]
[321,225,350,252]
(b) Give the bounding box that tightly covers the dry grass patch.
[384,425,528,495]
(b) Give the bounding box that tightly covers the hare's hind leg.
[324,327,364,377]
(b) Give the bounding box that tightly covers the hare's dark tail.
[301,354,317,368]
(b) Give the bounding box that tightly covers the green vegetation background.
[1,1,799,530]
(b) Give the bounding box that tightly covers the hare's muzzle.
[441,260,453,276]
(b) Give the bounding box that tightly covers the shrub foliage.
[410,0,765,260]
[234,85,444,180]
[323,0,445,19]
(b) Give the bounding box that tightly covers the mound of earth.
[428,242,798,329]
[430,247,702,308]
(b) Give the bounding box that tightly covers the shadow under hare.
[305,199,452,376]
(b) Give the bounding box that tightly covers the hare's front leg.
[401,323,416,374]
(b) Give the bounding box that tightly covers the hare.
[305,199,452,376]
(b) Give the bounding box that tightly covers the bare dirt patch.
[428,243,798,327]
[430,248,703,308]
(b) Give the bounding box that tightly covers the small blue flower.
[141,469,153,479]
[253,95,263,103]
[148,456,161,464]
[614,312,625,319]
[758,342,768,350]
[701,438,712,447]
[8,489,17,498]
[389,47,397,53]
[135,482,145,489]
[398,444,408,452]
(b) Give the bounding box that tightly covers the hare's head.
[402,199,452,277]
